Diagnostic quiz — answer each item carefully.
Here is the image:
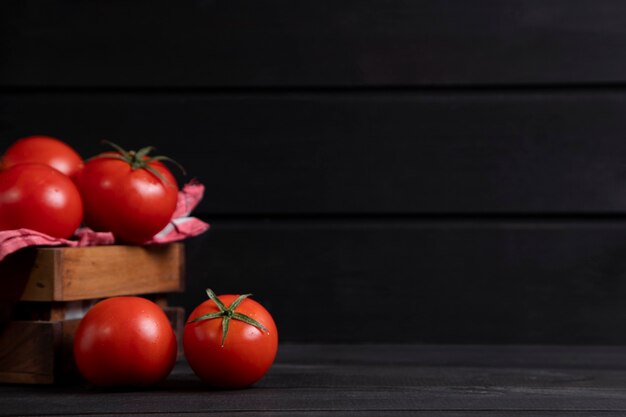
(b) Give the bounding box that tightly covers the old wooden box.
[0,243,185,384]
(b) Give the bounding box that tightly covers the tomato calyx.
[90,140,185,184]
[188,288,269,347]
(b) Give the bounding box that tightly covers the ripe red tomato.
[74,143,179,244]
[73,297,177,387]
[0,163,83,238]
[1,135,83,177]
[184,289,278,389]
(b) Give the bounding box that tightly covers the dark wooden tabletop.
[2,344,626,416]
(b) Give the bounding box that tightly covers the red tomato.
[74,144,179,244]
[0,163,83,238]
[184,289,278,389]
[1,135,83,177]
[73,297,177,387]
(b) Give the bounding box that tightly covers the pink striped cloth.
[0,182,209,262]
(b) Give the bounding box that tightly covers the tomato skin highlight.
[1,135,83,177]
[73,297,177,387]
[75,156,178,244]
[184,294,278,389]
[0,163,83,238]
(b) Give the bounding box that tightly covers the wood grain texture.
[3,0,626,357]
[18,244,184,301]
[0,319,80,384]
[0,321,58,384]
[2,345,626,415]
[3,91,626,214]
[22,413,626,417]
[3,0,626,87]
[176,220,626,344]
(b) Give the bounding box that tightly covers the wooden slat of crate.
[18,244,184,302]
[0,307,184,384]
[0,320,76,384]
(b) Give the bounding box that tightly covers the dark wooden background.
[3,0,626,343]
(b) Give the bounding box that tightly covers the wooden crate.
[20,244,184,301]
[0,244,186,384]
[0,320,76,384]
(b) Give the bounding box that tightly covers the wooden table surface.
[2,344,626,416]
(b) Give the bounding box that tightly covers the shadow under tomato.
[0,248,37,328]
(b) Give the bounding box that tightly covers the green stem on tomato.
[87,140,186,185]
[188,288,269,347]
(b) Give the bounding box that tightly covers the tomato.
[0,163,83,238]
[1,135,83,177]
[73,297,177,387]
[184,289,278,389]
[74,143,179,244]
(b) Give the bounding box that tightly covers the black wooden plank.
[175,220,626,344]
[3,345,626,415]
[2,90,626,214]
[27,413,626,417]
[3,0,626,87]
[278,344,626,370]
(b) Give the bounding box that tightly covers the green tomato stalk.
[90,140,185,185]
[188,288,269,347]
